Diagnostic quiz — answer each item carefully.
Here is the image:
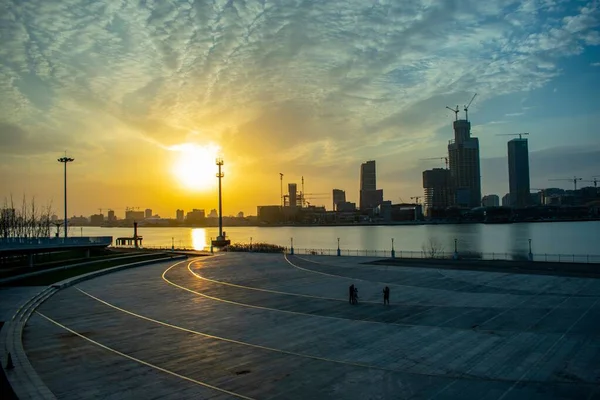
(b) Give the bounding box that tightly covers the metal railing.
[0,236,113,250]
[286,247,600,264]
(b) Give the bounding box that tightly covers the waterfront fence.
[133,243,600,263]
[286,247,600,264]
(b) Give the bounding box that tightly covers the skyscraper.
[448,119,481,208]
[422,168,453,216]
[508,138,530,208]
[288,183,297,208]
[332,189,346,211]
[359,160,383,210]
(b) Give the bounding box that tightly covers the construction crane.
[446,105,460,121]
[410,196,422,204]
[421,156,449,169]
[496,132,529,139]
[582,177,599,188]
[279,173,284,207]
[549,176,583,191]
[464,93,477,121]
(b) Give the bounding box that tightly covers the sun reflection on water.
[191,229,208,250]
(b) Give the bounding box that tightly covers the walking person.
[353,287,359,304]
[349,284,355,304]
[383,286,390,305]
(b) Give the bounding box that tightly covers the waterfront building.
[288,183,298,208]
[359,160,383,210]
[176,209,184,222]
[208,209,218,218]
[337,201,356,212]
[482,194,500,207]
[448,119,481,208]
[125,210,145,220]
[145,208,152,219]
[186,209,205,223]
[332,189,346,211]
[90,213,104,225]
[107,209,116,222]
[237,211,244,218]
[423,168,453,216]
[502,193,511,207]
[508,138,531,207]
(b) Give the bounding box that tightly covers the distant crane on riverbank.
[497,132,529,139]
[421,156,449,169]
[582,176,599,188]
[549,176,583,191]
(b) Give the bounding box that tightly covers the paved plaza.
[22,253,600,399]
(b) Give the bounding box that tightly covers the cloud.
[0,0,599,213]
[592,62,600,67]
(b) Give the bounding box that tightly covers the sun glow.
[169,143,221,191]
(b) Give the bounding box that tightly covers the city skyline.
[1,1,599,217]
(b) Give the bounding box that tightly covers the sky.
[1,0,599,218]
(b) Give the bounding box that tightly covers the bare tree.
[421,237,445,258]
[1,195,54,239]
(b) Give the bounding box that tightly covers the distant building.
[448,118,481,208]
[176,209,184,222]
[257,206,283,224]
[423,168,453,216]
[376,201,392,222]
[359,160,383,210]
[482,195,500,207]
[332,189,346,211]
[288,183,298,208]
[508,138,530,207]
[186,209,205,223]
[502,193,511,207]
[125,210,145,220]
[391,204,423,221]
[237,211,244,218]
[207,209,218,218]
[90,214,104,225]
[337,201,356,212]
[145,208,152,219]
[107,210,116,222]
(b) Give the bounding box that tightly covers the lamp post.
[57,155,74,238]
[528,238,533,261]
[290,237,294,255]
[172,237,174,251]
[250,237,253,251]
[216,158,224,240]
[337,238,341,257]
[453,238,458,260]
[391,238,395,258]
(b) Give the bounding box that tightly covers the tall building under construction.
[448,117,481,208]
[423,168,453,216]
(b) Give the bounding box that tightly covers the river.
[77,221,600,257]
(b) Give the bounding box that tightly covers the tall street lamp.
[57,155,74,238]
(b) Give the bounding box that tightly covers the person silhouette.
[383,286,390,305]
[349,284,355,304]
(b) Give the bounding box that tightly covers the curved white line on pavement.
[75,288,425,376]
[35,311,255,400]
[164,261,507,334]
[78,279,547,384]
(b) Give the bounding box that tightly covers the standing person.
[383,286,390,305]
[354,286,359,304]
[349,284,355,304]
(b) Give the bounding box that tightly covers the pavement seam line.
[74,287,438,377]
[34,310,255,400]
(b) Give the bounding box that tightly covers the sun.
[169,143,221,191]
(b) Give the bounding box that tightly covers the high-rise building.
[448,119,481,208]
[186,209,205,224]
[176,209,184,221]
[508,138,530,208]
[288,183,298,208]
[208,209,218,218]
[482,194,500,207]
[423,168,453,216]
[359,160,383,210]
[502,193,511,207]
[107,209,116,222]
[125,210,145,220]
[332,189,346,211]
[145,208,152,219]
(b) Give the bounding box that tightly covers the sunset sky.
[1,0,599,218]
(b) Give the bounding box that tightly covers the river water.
[78,221,600,257]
